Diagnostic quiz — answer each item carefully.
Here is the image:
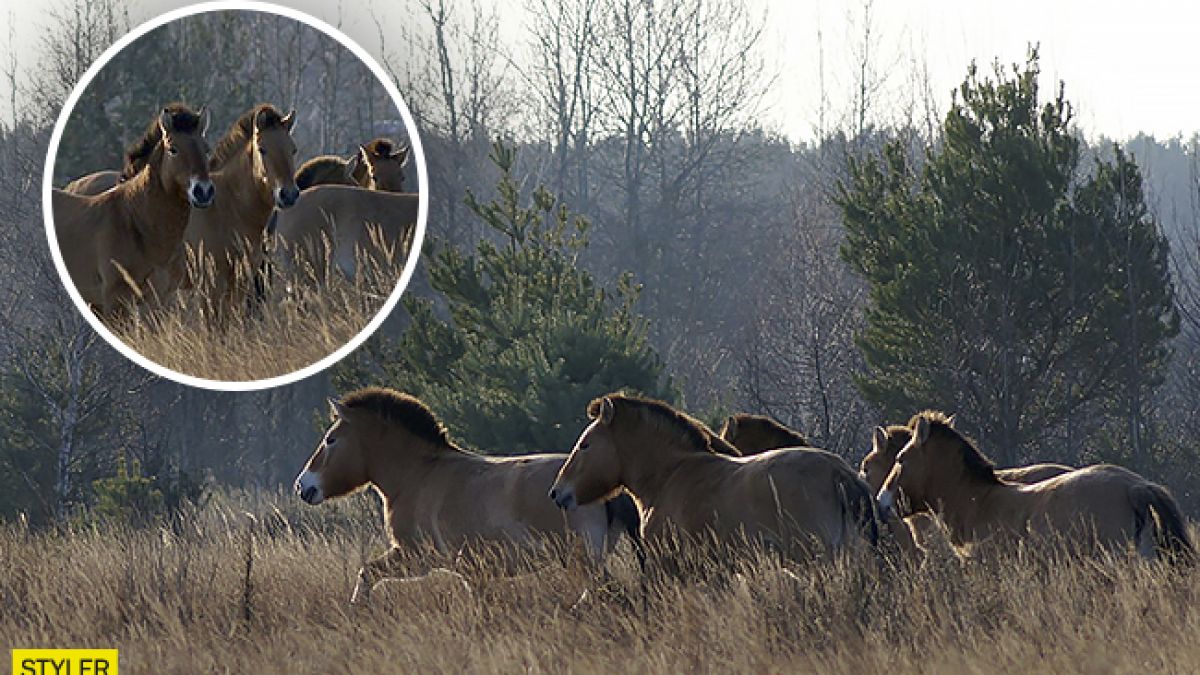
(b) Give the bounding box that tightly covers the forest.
[0,0,1198,527]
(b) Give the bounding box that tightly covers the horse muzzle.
[275,185,300,209]
[548,485,577,511]
[189,179,215,208]
[295,471,323,505]
[876,487,896,519]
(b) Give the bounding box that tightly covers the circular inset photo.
[42,2,427,391]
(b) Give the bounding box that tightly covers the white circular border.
[42,0,428,392]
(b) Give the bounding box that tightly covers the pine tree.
[336,142,673,454]
[838,49,1178,464]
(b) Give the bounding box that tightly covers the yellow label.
[10,650,117,675]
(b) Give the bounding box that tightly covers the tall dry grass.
[106,240,408,382]
[4,489,1200,673]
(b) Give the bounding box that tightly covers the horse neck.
[614,425,709,509]
[366,428,471,511]
[117,165,190,262]
[214,144,274,237]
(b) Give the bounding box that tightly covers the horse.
[51,104,214,317]
[294,138,409,192]
[718,412,919,556]
[270,186,419,283]
[63,170,122,195]
[719,413,809,455]
[293,387,643,604]
[876,410,1193,561]
[160,104,300,312]
[862,421,1072,555]
[549,394,879,562]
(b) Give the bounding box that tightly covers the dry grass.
[105,243,408,382]
[4,490,1200,673]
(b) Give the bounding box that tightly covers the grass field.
[106,243,408,382]
[4,490,1199,674]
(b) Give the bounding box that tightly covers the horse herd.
[294,387,1194,603]
[52,102,419,319]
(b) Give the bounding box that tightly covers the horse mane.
[908,410,1000,484]
[590,394,727,455]
[210,103,286,170]
[121,102,202,179]
[339,387,455,449]
[728,413,809,447]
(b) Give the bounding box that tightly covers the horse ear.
[328,397,348,419]
[946,414,957,429]
[598,397,615,425]
[345,153,362,179]
[722,416,738,440]
[914,416,930,445]
[872,426,887,451]
[281,109,296,132]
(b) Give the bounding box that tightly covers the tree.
[335,142,673,454]
[1074,146,1179,469]
[838,49,1178,465]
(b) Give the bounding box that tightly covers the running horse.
[862,419,1072,554]
[294,387,642,604]
[876,410,1193,560]
[550,394,879,561]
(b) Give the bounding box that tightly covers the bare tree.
[737,149,874,457]
[526,0,599,204]
[29,0,129,123]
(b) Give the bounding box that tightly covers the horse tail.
[1131,482,1194,563]
[605,492,646,573]
[836,470,879,548]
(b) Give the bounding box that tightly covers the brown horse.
[862,421,1072,554]
[165,104,300,309]
[271,185,418,283]
[294,138,409,192]
[550,394,878,560]
[718,412,919,556]
[63,170,122,195]
[876,411,1193,560]
[294,387,641,604]
[353,138,409,191]
[52,104,214,316]
[719,413,809,454]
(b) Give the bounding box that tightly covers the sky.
[1,0,1198,143]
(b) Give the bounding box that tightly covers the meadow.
[4,490,1198,674]
[105,246,406,382]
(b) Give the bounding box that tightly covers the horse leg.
[99,268,135,320]
[352,546,409,605]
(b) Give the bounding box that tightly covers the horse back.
[407,453,604,551]
[651,449,851,551]
[1017,464,1152,539]
[64,170,122,196]
[997,462,1073,485]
